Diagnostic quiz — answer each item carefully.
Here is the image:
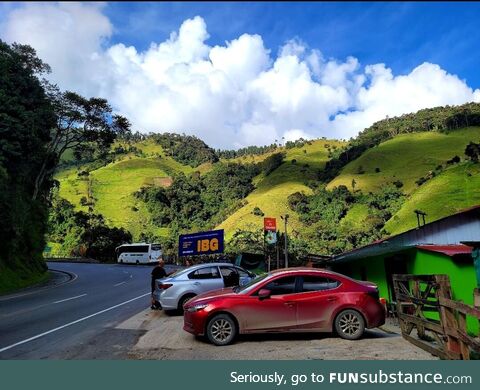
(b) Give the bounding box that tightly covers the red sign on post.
[264,217,277,231]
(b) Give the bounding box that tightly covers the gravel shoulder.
[118,309,438,360]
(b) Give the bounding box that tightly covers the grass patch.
[327,128,480,194]
[385,162,480,235]
[0,267,49,295]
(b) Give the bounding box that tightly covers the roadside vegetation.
[0,40,132,292]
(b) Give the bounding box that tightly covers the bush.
[252,206,264,216]
[446,155,461,165]
[375,167,381,173]
[415,176,428,186]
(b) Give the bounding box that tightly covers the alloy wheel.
[338,312,361,336]
[210,318,233,343]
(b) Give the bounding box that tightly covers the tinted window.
[151,244,162,251]
[188,267,220,279]
[235,268,250,278]
[301,276,340,292]
[263,276,297,295]
[219,267,237,277]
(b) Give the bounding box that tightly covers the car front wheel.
[206,314,237,346]
[178,294,196,312]
[335,309,365,340]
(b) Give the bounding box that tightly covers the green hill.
[51,122,480,259]
[384,162,480,235]
[56,140,197,240]
[327,127,480,194]
[217,139,344,237]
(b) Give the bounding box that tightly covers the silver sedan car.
[153,263,256,311]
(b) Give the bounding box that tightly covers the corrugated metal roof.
[416,244,473,257]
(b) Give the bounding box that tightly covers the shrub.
[446,155,461,165]
[252,206,264,216]
[392,180,403,189]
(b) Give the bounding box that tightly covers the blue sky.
[1,2,480,147]
[103,2,480,88]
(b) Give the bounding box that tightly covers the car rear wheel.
[206,314,237,346]
[335,309,365,340]
[178,294,196,312]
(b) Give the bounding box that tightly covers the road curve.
[0,262,177,359]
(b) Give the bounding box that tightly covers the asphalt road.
[0,262,178,359]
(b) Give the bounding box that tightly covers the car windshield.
[234,273,270,294]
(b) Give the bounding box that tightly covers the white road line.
[0,292,150,354]
[114,282,126,287]
[53,294,87,304]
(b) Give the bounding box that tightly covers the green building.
[329,206,480,334]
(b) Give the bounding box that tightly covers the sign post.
[264,218,277,271]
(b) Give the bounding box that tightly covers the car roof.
[270,267,348,279]
[187,262,242,270]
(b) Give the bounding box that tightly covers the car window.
[235,267,251,278]
[301,276,340,292]
[263,276,297,295]
[219,266,237,277]
[188,266,221,279]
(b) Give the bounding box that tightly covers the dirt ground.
[117,309,437,360]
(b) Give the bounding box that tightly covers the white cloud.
[1,2,112,97]
[1,3,479,148]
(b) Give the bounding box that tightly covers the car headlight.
[186,303,209,312]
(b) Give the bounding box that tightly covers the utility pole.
[280,214,289,268]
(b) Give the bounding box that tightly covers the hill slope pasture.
[327,127,480,194]
[218,139,345,237]
[384,162,480,235]
[53,125,480,252]
[56,140,198,239]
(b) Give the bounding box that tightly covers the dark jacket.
[151,265,167,293]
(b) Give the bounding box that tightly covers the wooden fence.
[393,274,480,360]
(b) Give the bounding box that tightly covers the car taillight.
[159,283,173,290]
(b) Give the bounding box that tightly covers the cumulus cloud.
[1,3,479,148]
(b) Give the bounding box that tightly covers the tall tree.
[0,40,56,284]
[32,86,131,199]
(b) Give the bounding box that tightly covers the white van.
[115,243,162,264]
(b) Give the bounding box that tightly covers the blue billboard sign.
[178,229,224,257]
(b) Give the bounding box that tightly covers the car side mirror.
[258,289,271,300]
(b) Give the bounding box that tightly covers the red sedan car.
[183,268,385,346]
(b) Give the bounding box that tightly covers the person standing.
[151,259,167,309]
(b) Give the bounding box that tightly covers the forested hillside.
[49,103,480,263]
